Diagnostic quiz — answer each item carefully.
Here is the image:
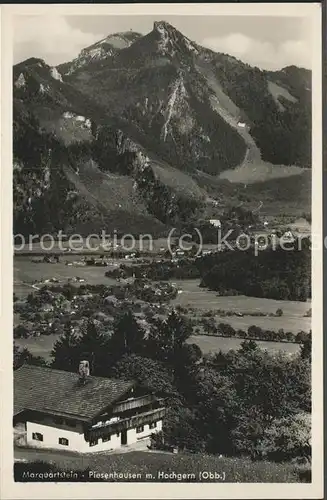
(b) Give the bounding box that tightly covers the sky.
[13,15,312,71]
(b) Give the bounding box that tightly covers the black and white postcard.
[0,3,323,499]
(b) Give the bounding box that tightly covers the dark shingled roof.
[14,365,135,421]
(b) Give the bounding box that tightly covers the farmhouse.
[14,364,165,453]
[209,219,221,228]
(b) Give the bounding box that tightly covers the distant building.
[63,111,75,119]
[14,365,165,453]
[202,249,213,256]
[209,219,221,228]
[282,230,295,241]
[237,122,246,128]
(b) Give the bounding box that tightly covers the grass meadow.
[14,448,305,483]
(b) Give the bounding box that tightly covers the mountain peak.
[152,20,199,58]
[58,31,142,76]
[153,20,176,32]
[153,20,184,42]
[84,30,142,53]
[15,57,48,71]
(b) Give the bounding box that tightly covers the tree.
[218,323,236,337]
[110,310,145,357]
[231,408,266,459]
[296,331,308,343]
[228,348,311,459]
[163,405,204,452]
[77,319,111,376]
[147,310,192,363]
[112,354,176,396]
[176,366,239,454]
[50,321,80,371]
[285,331,295,343]
[257,412,311,461]
[179,343,202,366]
[239,339,258,353]
[223,346,311,435]
[14,324,31,339]
[300,335,312,362]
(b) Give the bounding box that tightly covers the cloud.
[13,15,101,65]
[13,16,312,70]
[201,33,311,70]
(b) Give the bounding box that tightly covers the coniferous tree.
[50,321,80,371]
[77,319,110,376]
[147,310,193,383]
[110,310,146,357]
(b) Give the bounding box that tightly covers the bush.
[218,323,236,337]
[257,413,311,462]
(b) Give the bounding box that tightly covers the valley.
[14,252,311,362]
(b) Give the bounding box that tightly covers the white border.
[0,4,323,499]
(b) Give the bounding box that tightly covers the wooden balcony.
[112,394,159,414]
[85,407,165,441]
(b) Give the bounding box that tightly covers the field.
[14,447,303,483]
[219,161,307,184]
[267,80,298,111]
[173,280,311,333]
[15,334,59,361]
[14,257,118,298]
[188,335,300,356]
[196,169,311,217]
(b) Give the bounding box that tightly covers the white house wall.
[130,420,163,442]
[89,432,122,452]
[26,421,87,452]
[25,418,163,453]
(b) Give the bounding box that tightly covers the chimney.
[78,360,90,385]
